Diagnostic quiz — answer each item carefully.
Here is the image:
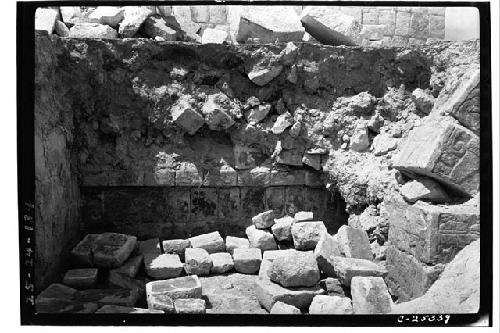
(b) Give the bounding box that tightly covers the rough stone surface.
[36,283,77,305]
[69,23,118,39]
[71,234,100,267]
[259,249,296,279]
[161,239,191,261]
[233,248,262,274]
[248,66,283,87]
[336,225,373,260]
[246,225,278,251]
[372,133,398,156]
[146,275,202,301]
[35,8,59,34]
[291,221,327,250]
[111,255,143,278]
[144,253,184,279]
[254,278,325,311]
[119,6,154,38]
[184,248,213,276]
[92,233,137,269]
[309,295,353,314]
[188,231,226,254]
[147,293,175,313]
[54,20,70,37]
[270,301,301,314]
[330,256,388,286]
[88,6,124,27]
[319,278,345,297]
[392,116,479,197]
[201,93,238,131]
[351,277,392,314]
[270,250,320,288]
[400,178,449,203]
[271,216,294,242]
[63,268,98,289]
[412,88,435,115]
[108,271,145,297]
[210,252,234,274]
[144,15,177,41]
[202,28,228,44]
[138,238,161,255]
[73,288,140,307]
[174,298,206,314]
[252,210,275,229]
[294,211,314,222]
[272,112,294,134]
[96,305,164,314]
[314,232,341,276]
[225,236,250,255]
[171,95,205,135]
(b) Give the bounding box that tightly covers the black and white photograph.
[11,0,498,328]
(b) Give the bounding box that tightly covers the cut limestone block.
[254,278,325,311]
[291,221,327,250]
[400,178,449,203]
[146,293,175,313]
[385,245,445,302]
[336,225,372,260]
[330,256,388,286]
[259,249,296,279]
[174,298,206,314]
[92,233,137,269]
[385,194,480,264]
[35,8,59,34]
[110,255,143,278]
[225,236,249,256]
[108,271,145,298]
[171,95,205,135]
[69,23,118,38]
[87,6,124,27]
[184,248,213,276]
[96,305,164,314]
[392,240,480,314]
[201,28,228,44]
[319,278,345,297]
[119,6,154,38]
[162,239,191,261]
[392,116,479,197]
[270,301,301,314]
[63,268,98,289]
[294,211,313,222]
[144,253,184,279]
[74,288,140,307]
[71,234,100,266]
[246,225,278,252]
[138,238,161,255]
[309,295,353,314]
[271,216,294,242]
[146,275,202,301]
[236,6,305,43]
[300,7,362,46]
[314,232,341,276]
[143,15,177,41]
[210,252,234,274]
[36,283,77,305]
[351,277,392,314]
[233,248,262,274]
[270,250,320,288]
[188,231,225,254]
[252,210,275,229]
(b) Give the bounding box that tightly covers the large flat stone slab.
[63,268,98,289]
[330,256,388,286]
[96,305,164,314]
[36,283,77,305]
[73,288,140,307]
[146,275,202,301]
[36,299,98,313]
[188,231,225,254]
[314,232,341,276]
[351,277,392,314]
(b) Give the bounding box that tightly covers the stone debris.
[294,211,313,222]
[138,238,161,255]
[400,178,449,203]
[119,6,154,38]
[233,248,262,274]
[272,112,294,134]
[270,301,301,314]
[201,28,228,44]
[319,278,345,297]
[108,271,145,297]
[174,298,206,314]
[314,232,341,276]
[144,253,184,279]
[63,268,98,289]
[225,236,250,256]
[254,278,325,311]
[309,295,353,314]
[392,116,479,197]
[201,93,237,131]
[35,8,59,34]
[170,95,205,135]
[147,293,175,313]
[87,6,124,27]
[59,6,82,26]
[351,276,392,314]
[161,239,191,261]
[302,153,321,170]
[336,225,372,260]
[188,231,226,254]
[110,255,143,278]
[271,216,294,242]
[279,42,299,66]
[412,88,435,115]
[143,15,177,41]
[330,256,388,286]
[270,250,320,288]
[210,252,234,274]
[349,124,370,152]
[92,233,137,268]
[37,300,99,314]
[291,221,327,250]
[300,7,362,46]
[69,23,118,39]
[247,65,283,87]
[54,20,70,37]
[96,305,164,314]
[245,103,272,125]
[370,241,387,261]
[372,133,398,156]
[74,288,140,307]
[146,275,202,301]
[184,248,213,276]
[252,210,275,229]
[246,225,278,251]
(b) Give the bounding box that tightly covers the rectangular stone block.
[360,24,386,41]
[208,5,227,24]
[191,188,218,222]
[146,275,202,301]
[393,117,479,197]
[167,187,190,224]
[409,12,429,39]
[429,14,445,38]
[395,11,411,36]
[265,187,285,216]
[217,188,242,227]
[190,6,210,23]
[362,11,379,25]
[270,169,305,186]
[92,233,137,269]
[238,166,271,186]
[378,10,395,35]
[385,246,444,302]
[385,195,480,264]
[241,187,266,219]
[284,186,305,215]
[74,288,140,307]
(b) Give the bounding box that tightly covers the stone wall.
[34,33,81,291]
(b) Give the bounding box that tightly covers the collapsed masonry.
[34,6,480,314]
